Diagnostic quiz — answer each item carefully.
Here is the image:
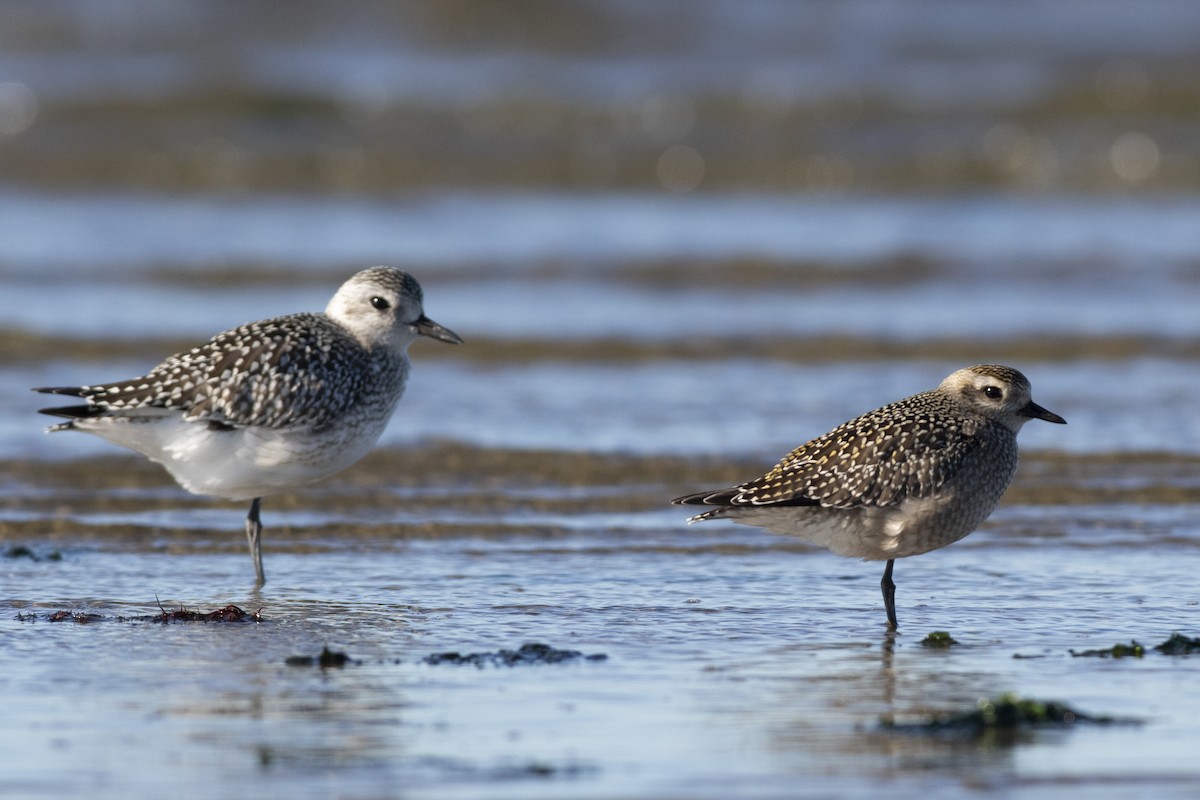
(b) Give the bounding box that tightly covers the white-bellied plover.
[35,266,461,586]
[673,365,1065,630]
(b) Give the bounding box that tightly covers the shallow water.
[4,447,1200,799]
[3,1,1200,798]
[4,479,1200,800]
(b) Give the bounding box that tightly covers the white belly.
[76,414,388,501]
[726,491,994,561]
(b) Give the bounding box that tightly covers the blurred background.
[5,4,1200,799]
[3,0,1200,458]
[4,0,1200,194]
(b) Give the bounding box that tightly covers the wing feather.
[37,313,375,430]
[675,392,988,513]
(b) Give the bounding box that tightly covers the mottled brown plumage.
[674,365,1065,629]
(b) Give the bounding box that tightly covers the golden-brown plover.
[36,266,462,586]
[673,364,1065,629]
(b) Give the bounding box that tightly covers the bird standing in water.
[36,266,462,586]
[674,365,1065,629]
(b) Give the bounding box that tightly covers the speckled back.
[732,389,1020,511]
[71,312,406,431]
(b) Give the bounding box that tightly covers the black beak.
[1022,400,1066,424]
[413,315,463,345]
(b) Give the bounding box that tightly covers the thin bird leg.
[246,497,265,586]
[881,559,898,630]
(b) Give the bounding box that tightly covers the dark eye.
[983,386,1003,399]
[370,296,390,310]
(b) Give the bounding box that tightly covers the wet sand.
[4,444,1200,799]
[5,1,1200,796]
[10,326,1200,367]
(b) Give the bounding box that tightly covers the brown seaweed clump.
[43,610,103,623]
[16,603,262,624]
[146,604,261,623]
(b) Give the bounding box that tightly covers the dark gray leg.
[881,559,897,630]
[246,497,265,586]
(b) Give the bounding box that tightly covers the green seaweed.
[1069,640,1145,658]
[920,631,958,647]
[882,693,1122,736]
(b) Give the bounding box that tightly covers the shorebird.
[673,365,1065,629]
[36,266,461,586]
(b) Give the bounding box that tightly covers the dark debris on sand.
[14,609,103,623]
[422,642,608,667]
[1153,633,1200,654]
[285,646,353,668]
[1069,640,1146,658]
[43,614,103,623]
[15,603,262,624]
[4,545,63,562]
[920,631,958,648]
[1069,632,1200,658]
[142,604,262,624]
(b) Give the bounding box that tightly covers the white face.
[326,267,427,351]
[939,364,1064,432]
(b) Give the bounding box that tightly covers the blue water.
[3,1,1200,798]
[4,512,1200,800]
[3,191,1199,275]
[11,357,1200,460]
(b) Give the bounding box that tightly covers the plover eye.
[983,386,1003,399]
[370,296,390,311]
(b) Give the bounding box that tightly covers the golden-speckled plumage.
[673,365,1065,628]
[695,385,1012,518]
